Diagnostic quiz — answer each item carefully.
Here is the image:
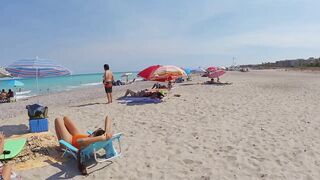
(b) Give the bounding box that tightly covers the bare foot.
[0,132,4,155]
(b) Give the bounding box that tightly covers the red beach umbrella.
[138,65,161,80]
[207,66,218,72]
[207,70,226,78]
[138,65,187,82]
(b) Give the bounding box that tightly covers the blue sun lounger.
[59,131,122,164]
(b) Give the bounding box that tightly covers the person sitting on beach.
[204,78,221,84]
[175,77,184,83]
[0,89,7,100]
[167,80,174,90]
[151,83,167,89]
[202,79,232,85]
[205,78,215,84]
[124,89,164,99]
[0,132,14,180]
[55,116,113,175]
[6,89,14,100]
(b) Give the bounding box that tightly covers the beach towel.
[118,97,162,104]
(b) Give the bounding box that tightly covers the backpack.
[26,104,48,120]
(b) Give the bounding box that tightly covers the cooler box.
[29,118,48,133]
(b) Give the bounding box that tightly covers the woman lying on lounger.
[55,116,113,175]
[124,89,164,99]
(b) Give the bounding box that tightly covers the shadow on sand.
[45,158,113,179]
[0,124,29,137]
[69,102,108,108]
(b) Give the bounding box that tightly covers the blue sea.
[0,72,137,99]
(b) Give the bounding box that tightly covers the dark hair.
[8,89,12,92]
[104,64,109,70]
[92,128,105,137]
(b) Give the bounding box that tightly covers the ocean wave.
[80,82,102,86]
[16,95,34,100]
[16,90,31,95]
[65,85,81,91]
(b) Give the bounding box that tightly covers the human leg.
[63,116,82,136]
[105,86,112,103]
[107,93,112,103]
[54,118,73,143]
[0,132,4,154]
[109,93,112,103]
[124,89,137,97]
[124,89,130,96]
[1,164,12,180]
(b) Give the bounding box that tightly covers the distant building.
[240,57,320,69]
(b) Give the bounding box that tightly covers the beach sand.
[1,69,320,180]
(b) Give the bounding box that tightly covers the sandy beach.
[1,69,320,180]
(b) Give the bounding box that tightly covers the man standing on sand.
[103,64,114,104]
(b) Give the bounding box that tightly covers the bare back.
[104,70,113,82]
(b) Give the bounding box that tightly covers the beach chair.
[59,131,122,164]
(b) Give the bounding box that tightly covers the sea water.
[0,72,137,99]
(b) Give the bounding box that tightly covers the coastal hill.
[241,57,320,69]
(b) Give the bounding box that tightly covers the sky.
[1,0,320,73]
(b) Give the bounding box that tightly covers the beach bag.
[26,104,48,120]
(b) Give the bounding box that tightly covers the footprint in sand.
[183,159,203,165]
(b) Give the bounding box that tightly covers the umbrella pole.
[36,67,40,103]
[36,68,39,94]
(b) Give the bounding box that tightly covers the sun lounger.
[59,131,122,164]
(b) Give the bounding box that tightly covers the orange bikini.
[72,134,88,149]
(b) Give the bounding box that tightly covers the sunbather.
[55,116,113,175]
[151,83,166,89]
[0,90,7,101]
[203,79,232,85]
[0,132,13,180]
[124,89,164,99]
[6,90,14,99]
[204,78,213,84]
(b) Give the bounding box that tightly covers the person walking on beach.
[103,64,114,104]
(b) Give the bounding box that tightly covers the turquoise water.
[0,72,137,98]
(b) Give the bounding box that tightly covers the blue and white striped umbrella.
[5,58,71,78]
